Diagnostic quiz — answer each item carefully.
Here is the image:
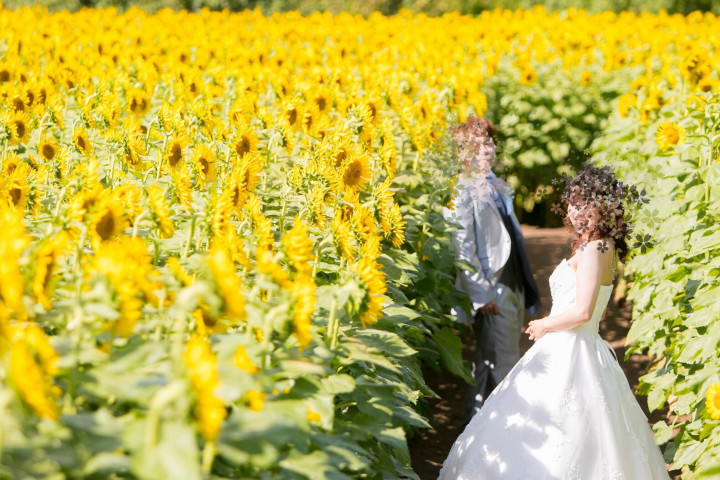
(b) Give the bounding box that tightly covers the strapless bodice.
[548,258,613,336]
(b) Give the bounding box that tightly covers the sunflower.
[246,194,273,250]
[184,337,227,440]
[0,205,29,321]
[117,120,147,170]
[229,154,262,205]
[4,163,31,209]
[386,203,406,247]
[301,102,320,135]
[617,93,637,118]
[282,216,314,276]
[207,240,246,320]
[232,122,258,158]
[128,88,151,116]
[341,149,372,194]
[331,135,355,169]
[172,165,194,213]
[190,145,216,189]
[353,247,386,327]
[72,126,93,156]
[331,213,355,261]
[9,339,60,420]
[373,178,394,232]
[193,305,226,337]
[115,182,144,220]
[307,183,328,228]
[274,123,295,155]
[312,87,332,114]
[365,97,382,126]
[38,136,58,162]
[32,232,69,309]
[90,193,126,244]
[146,185,174,239]
[345,102,375,143]
[11,94,27,112]
[519,66,538,86]
[0,64,12,83]
[707,382,720,420]
[655,121,687,151]
[292,274,315,350]
[2,151,22,175]
[162,133,187,171]
[8,111,30,145]
[580,70,593,87]
[234,345,259,375]
[281,98,303,130]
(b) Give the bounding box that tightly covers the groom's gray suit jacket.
[444,175,541,324]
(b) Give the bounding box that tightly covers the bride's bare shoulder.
[576,239,616,279]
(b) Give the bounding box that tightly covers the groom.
[444,116,540,421]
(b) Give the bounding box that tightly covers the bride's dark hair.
[555,165,645,262]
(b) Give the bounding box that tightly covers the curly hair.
[449,115,497,144]
[556,165,645,262]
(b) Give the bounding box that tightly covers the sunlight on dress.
[438,259,670,480]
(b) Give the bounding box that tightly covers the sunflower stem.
[182,215,196,258]
[46,186,66,235]
[109,153,116,189]
[132,210,147,238]
[328,298,339,349]
[261,307,273,370]
[152,237,161,266]
[279,198,287,233]
[201,440,216,474]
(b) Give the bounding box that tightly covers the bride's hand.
[526,318,548,341]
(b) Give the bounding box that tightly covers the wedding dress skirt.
[438,259,670,480]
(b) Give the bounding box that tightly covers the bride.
[438,166,670,479]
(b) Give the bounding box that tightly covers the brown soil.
[408,226,680,479]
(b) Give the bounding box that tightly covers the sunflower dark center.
[235,137,250,156]
[168,143,182,166]
[343,161,363,187]
[96,210,116,240]
[287,108,298,126]
[199,158,210,175]
[14,121,25,138]
[9,187,22,205]
[42,144,56,160]
[334,150,346,168]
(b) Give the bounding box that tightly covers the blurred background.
[3,0,720,16]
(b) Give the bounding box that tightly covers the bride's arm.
[527,240,611,340]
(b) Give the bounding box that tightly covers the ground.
[408,226,679,480]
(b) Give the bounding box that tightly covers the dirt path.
[408,226,677,479]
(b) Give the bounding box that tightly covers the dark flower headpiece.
[552,165,648,262]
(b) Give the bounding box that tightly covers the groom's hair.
[451,115,497,144]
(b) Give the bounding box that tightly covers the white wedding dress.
[438,258,670,480]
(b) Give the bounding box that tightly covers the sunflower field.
[1,4,720,479]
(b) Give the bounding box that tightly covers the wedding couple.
[440,116,669,479]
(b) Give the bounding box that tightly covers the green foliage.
[484,62,632,225]
[592,91,720,477]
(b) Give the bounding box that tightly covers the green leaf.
[432,327,474,385]
[279,450,353,480]
[672,437,707,470]
[321,374,356,395]
[354,329,417,357]
[83,452,131,476]
[698,463,720,477]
